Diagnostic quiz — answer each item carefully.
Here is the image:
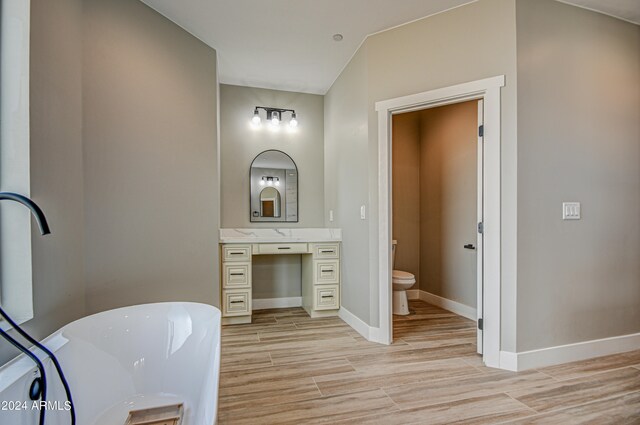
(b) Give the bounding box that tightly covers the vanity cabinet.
[301,242,341,318]
[220,241,341,325]
[221,244,252,324]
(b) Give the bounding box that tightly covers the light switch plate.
[329,210,334,222]
[360,205,366,220]
[562,202,581,220]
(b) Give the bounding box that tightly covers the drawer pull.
[321,268,334,273]
[319,249,335,253]
[321,295,334,299]
[230,272,245,276]
[229,251,245,255]
[277,247,291,250]
[230,300,245,304]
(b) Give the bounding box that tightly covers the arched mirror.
[250,150,298,222]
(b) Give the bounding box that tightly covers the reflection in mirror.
[260,187,281,218]
[250,150,298,222]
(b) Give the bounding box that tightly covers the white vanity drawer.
[254,243,309,255]
[312,243,340,259]
[222,290,251,316]
[314,260,340,285]
[314,285,339,310]
[223,263,251,288]
[222,245,251,262]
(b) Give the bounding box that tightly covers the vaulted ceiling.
[141,0,639,94]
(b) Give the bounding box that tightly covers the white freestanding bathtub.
[0,302,221,425]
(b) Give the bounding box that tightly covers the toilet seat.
[392,270,415,283]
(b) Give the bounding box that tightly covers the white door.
[476,99,484,354]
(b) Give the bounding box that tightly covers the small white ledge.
[219,228,342,243]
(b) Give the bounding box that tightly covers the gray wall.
[220,84,324,300]
[220,84,325,228]
[419,102,478,307]
[515,0,640,351]
[252,255,302,300]
[324,45,371,322]
[325,0,518,344]
[1,0,86,364]
[83,0,219,313]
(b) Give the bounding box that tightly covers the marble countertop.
[220,228,342,243]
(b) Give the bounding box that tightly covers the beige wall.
[82,0,219,313]
[220,84,325,228]
[326,0,518,343]
[1,0,87,364]
[419,101,478,307]
[392,101,478,307]
[392,112,420,288]
[515,0,640,351]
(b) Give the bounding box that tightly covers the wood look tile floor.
[218,300,640,424]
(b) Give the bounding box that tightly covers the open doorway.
[391,99,483,358]
[376,76,504,368]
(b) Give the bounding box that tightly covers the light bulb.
[289,112,298,128]
[271,111,280,126]
[259,178,265,186]
[267,179,273,186]
[275,179,280,186]
[252,109,261,125]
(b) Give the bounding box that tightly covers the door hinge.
[478,222,484,234]
[478,318,483,331]
[478,125,484,138]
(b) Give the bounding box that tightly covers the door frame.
[375,76,504,368]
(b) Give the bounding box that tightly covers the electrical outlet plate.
[562,202,581,220]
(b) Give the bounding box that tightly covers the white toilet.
[392,240,416,315]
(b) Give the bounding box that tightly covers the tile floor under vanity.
[217,300,640,424]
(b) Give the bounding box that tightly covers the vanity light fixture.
[260,176,280,186]
[251,106,298,128]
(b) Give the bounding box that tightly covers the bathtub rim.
[0,301,221,394]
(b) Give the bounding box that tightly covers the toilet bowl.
[392,241,416,316]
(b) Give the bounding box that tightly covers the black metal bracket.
[254,106,296,120]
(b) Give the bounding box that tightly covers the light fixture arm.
[254,106,296,116]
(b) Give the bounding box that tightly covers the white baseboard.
[408,290,477,321]
[252,297,301,310]
[338,306,374,340]
[500,332,640,371]
[499,351,518,371]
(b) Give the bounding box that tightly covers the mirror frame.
[249,149,299,222]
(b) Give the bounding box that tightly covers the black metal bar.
[0,192,75,424]
[0,192,50,235]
